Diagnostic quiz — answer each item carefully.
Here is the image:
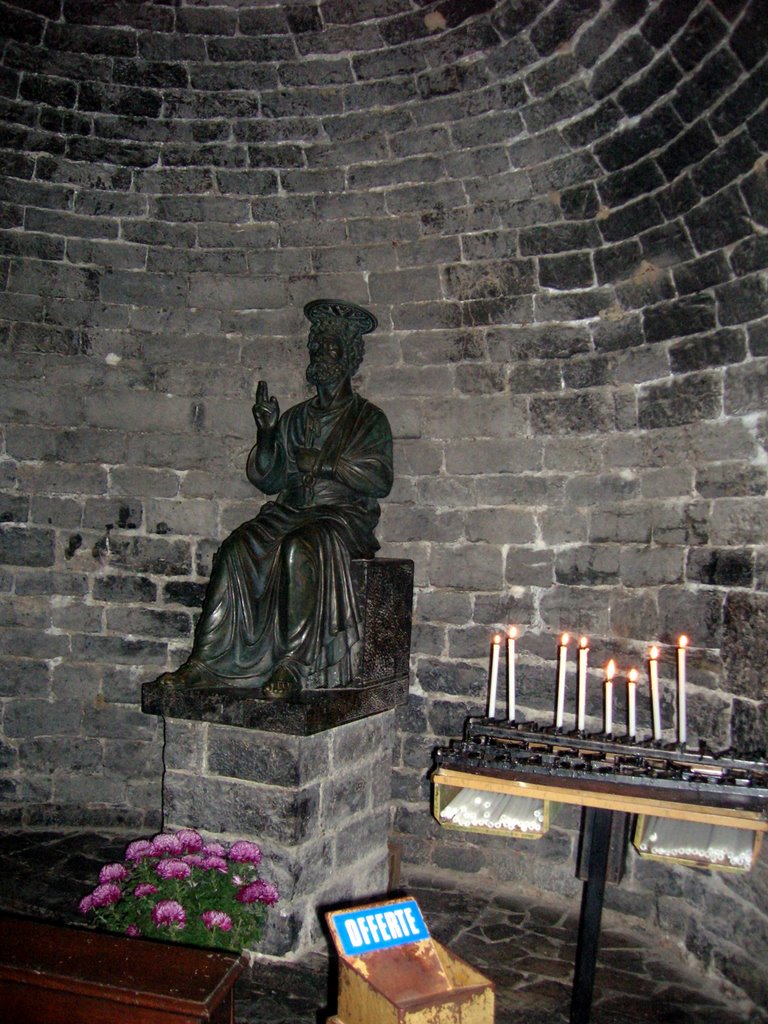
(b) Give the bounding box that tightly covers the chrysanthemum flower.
[201,910,233,932]
[91,883,122,908]
[125,839,153,862]
[155,858,192,881]
[134,883,158,898]
[236,880,279,906]
[151,900,186,928]
[200,855,229,873]
[149,833,183,856]
[99,862,129,884]
[228,840,262,865]
[176,829,204,853]
[78,894,94,914]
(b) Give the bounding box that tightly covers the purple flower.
[200,855,228,873]
[151,900,186,928]
[200,910,233,932]
[125,839,153,862]
[134,883,158,898]
[149,833,183,856]
[91,883,122,908]
[78,894,94,915]
[228,840,262,866]
[203,842,226,857]
[99,862,129,884]
[175,828,204,853]
[236,880,279,906]
[125,924,142,938]
[155,858,191,881]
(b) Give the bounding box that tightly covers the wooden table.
[0,914,246,1024]
[433,763,768,1024]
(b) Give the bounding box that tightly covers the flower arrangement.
[78,828,279,952]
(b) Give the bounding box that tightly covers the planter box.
[0,914,244,1024]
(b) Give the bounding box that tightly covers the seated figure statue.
[160,299,393,700]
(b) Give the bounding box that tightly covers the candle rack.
[435,716,768,817]
[432,714,768,1024]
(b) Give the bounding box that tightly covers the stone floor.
[0,828,764,1024]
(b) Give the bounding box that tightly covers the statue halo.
[303,299,378,336]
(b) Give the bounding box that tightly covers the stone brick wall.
[0,0,766,1004]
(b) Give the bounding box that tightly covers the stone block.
[207,724,330,788]
[106,535,192,576]
[555,545,620,586]
[717,274,768,327]
[730,698,768,756]
[685,185,752,252]
[596,105,681,172]
[0,526,55,567]
[530,391,616,435]
[638,373,721,429]
[696,462,768,498]
[0,657,50,704]
[709,497,768,546]
[539,252,594,289]
[722,592,768,701]
[166,772,322,845]
[618,53,682,117]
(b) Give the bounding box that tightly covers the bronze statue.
[158,300,393,700]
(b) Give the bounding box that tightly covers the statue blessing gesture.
[159,299,393,700]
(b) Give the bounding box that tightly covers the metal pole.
[570,807,613,1024]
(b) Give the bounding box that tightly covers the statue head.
[303,300,377,387]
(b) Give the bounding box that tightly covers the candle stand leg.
[569,807,613,1024]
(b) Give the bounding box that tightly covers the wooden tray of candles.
[435,629,768,828]
[435,720,768,822]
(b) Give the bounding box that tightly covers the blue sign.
[331,899,430,956]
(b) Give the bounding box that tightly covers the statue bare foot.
[262,660,303,700]
[156,659,217,689]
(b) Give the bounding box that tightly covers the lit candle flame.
[605,659,616,680]
[508,626,518,639]
[678,634,688,648]
[579,635,588,649]
[628,668,638,683]
[650,645,659,660]
[560,632,569,645]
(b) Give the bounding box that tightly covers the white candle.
[627,668,638,739]
[649,645,661,742]
[677,634,688,746]
[577,636,589,732]
[555,633,569,729]
[488,634,501,718]
[604,659,615,735]
[507,626,517,722]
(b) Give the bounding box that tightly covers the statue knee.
[282,528,319,585]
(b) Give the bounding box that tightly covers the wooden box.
[332,938,493,1024]
[433,777,550,840]
[326,899,494,1024]
[633,814,763,873]
[0,914,245,1024]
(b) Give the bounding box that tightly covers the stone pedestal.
[161,710,395,958]
[143,558,413,957]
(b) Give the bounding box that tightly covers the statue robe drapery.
[189,391,393,688]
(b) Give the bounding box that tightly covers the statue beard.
[306,359,346,387]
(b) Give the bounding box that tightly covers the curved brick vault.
[0,0,767,1008]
